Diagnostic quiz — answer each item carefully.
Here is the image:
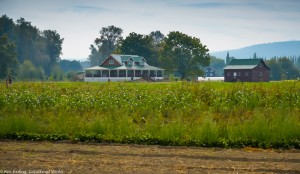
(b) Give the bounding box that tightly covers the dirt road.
[0,140,299,174]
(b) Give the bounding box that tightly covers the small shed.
[223,59,270,82]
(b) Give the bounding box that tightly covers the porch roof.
[85,64,164,71]
[85,66,108,70]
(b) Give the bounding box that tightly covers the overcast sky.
[1,0,300,60]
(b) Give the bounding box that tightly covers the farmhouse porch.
[84,54,164,82]
[85,66,164,82]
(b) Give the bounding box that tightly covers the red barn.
[223,59,270,82]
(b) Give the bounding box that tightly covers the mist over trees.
[0,15,83,81]
[265,57,300,81]
[0,15,69,80]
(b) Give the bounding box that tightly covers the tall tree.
[88,44,102,66]
[0,15,15,40]
[253,52,257,59]
[94,25,123,59]
[149,30,164,47]
[0,35,18,78]
[15,17,39,64]
[266,58,283,80]
[149,30,165,66]
[42,30,64,75]
[160,31,210,79]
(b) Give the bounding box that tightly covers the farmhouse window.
[245,72,249,76]
[227,72,231,76]
[157,70,163,77]
[109,60,114,64]
[237,72,241,76]
[102,70,109,77]
[259,72,263,76]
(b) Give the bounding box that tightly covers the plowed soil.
[0,140,299,174]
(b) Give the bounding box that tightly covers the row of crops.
[0,81,299,148]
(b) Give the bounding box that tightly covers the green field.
[0,81,299,148]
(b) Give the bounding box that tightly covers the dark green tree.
[0,15,64,80]
[42,30,64,76]
[225,52,235,64]
[266,58,283,80]
[149,30,165,66]
[88,44,102,66]
[0,15,16,41]
[149,30,164,47]
[119,32,157,65]
[15,17,39,64]
[278,57,300,79]
[0,35,18,78]
[160,31,210,79]
[59,59,83,72]
[253,52,257,59]
[266,57,300,80]
[94,25,123,59]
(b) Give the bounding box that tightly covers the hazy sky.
[1,0,300,60]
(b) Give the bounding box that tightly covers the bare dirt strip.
[0,140,299,174]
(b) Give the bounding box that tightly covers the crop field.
[0,81,300,148]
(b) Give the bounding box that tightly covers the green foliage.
[0,82,300,149]
[59,59,82,73]
[266,57,300,80]
[0,15,63,78]
[160,31,210,79]
[18,60,45,80]
[0,34,18,78]
[89,25,123,66]
[119,32,159,66]
[209,56,225,76]
[88,44,102,66]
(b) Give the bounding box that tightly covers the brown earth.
[0,140,299,174]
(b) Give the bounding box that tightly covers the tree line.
[213,52,300,81]
[0,15,82,81]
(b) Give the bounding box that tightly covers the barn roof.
[223,59,270,70]
[228,59,263,65]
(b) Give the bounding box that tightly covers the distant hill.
[210,41,300,59]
